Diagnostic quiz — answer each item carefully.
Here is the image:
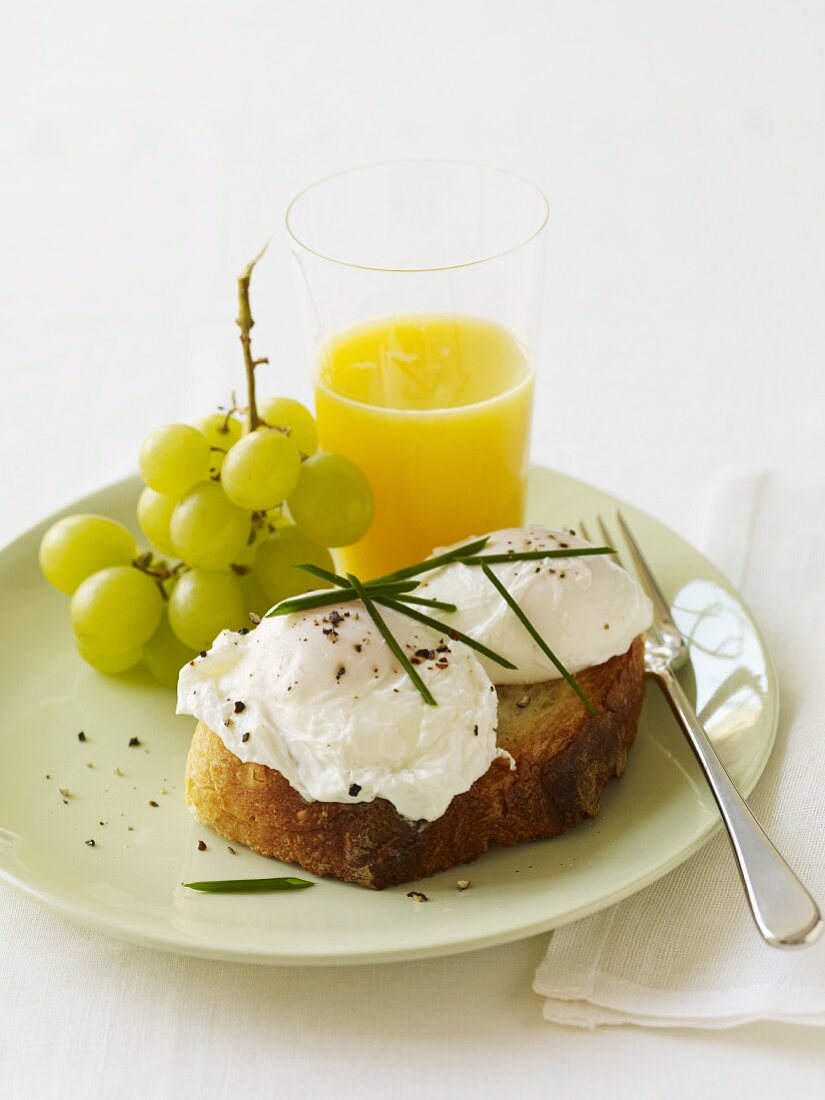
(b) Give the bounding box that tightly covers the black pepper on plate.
[77,731,86,742]
[336,665,346,680]
[241,731,250,743]
[85,838,95,847]
[233,700,246,713]
[407,891,429,903]
[197,840,207,851]
[348,783,361,797]
[128,737,141,748]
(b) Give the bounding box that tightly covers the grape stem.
[132,554,186,599]
[236,243,270,432]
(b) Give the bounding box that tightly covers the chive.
[183,877,315,893]
[371,538,613,583]
[392,594,458,612]
[295,562,350,587]
[267,589,362,616]
[479,563,596,715]
[297,562,419,596]
[347,573,437,706]
[375,596,517,671]
[373,535,491,583]
[266,579,418,618]
[457,547,614,565]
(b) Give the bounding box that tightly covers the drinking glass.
[286,159,548,577]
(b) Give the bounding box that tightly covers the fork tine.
[614,508,679,633]
[595,514,614,556]
[577,518,593,543]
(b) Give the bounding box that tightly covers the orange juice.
[315,314,534,577]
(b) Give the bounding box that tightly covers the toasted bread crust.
[184,637,645,888]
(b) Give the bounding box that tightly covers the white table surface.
[2,1,824,1095]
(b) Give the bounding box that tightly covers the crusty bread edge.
[184,637,646,888]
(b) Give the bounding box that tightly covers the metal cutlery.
[578,510,822,948]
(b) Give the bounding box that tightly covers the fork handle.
[652,667,822,947]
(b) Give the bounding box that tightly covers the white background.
[1,1,824,1096]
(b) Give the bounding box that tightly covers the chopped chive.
[392,594,458,612]
[347,573,437,706]
[296,563,419,596]
[457,547,614,565]
[365,581,421,595]
[296,562,350,587]
[266,579,418,618]
[267,589,362,616]
[375,596,517,671]
[373,535,491,583]
[480,563,596,715]
[183,877,315,893]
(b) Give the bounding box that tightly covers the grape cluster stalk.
[38,249,375,685]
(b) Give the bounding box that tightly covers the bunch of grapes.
[39,396,373,686]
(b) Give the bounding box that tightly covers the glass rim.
[284,158,549,274]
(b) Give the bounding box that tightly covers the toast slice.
[184,636,645,889]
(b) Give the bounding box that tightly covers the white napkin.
[534,469,825,1028]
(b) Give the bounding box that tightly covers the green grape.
[76,641,143,674]
[258,396,318,456]
[71,566,163,655]
[287,453,373,547]
[39,514,137,595]
[192,412,243,476]
[168,569,246,651]
[170,481,250,568]
[221,429,301,511]
[143,612,197,686]
[254,526,335,604]
[139,424,211,496]
[137,487,178,558]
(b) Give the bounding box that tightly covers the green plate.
[0,469,777,965]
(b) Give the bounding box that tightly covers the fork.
[579,510,822,948]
